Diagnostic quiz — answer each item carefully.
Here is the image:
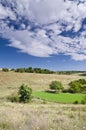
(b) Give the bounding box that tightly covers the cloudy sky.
[0,0,86,70]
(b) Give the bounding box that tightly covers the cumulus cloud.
[0,0,86,60]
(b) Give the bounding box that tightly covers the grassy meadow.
[0,71,85,98]
[0,71,86,130]
[32,92,86,103]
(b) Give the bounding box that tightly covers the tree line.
[2,67,55,74]
[1,67,86,75]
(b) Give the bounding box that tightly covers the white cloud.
[28,0,65,24]
[72,53,86,61]
[0,0,86,60]
[0,4,16,20]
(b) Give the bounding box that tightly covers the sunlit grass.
[32,91,86,103]
[0,71,86,130]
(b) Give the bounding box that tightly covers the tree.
[18,84,32,103]
[33,68,42,73]
[69,82,82,93]
[49,81,63,93]
[2,68,9,72]
[15,68,25,73]
[25,67,34,73]
[11,68,15,71]
[69,79,86,93]
[78,79,86,85]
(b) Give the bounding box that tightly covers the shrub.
[7,94,19,102]
[11,68,15,71]
[81,96,86,104]
[18,84,32,103]
[15,68,25,73]
[49,81,63,93]
[69,79,86,93]
[7,84,32,103]
[78,79,86,85]
[73,100,79,104]
[83,86,86,93]
[81,100,86,104]
[2,68,9,72]
[69,82,82,93]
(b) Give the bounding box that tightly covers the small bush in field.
[7,84,32,103]
[73,100,79,104]
[7,94,19,102]
[18,84,32,103]
[49,81,63,93]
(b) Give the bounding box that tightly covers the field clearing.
[32,91,86,103]
[0,71,86,130]
[0,71,86,99]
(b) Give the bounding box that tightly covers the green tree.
[69,79,86,93]
[50,81,63,93]
[25,67,34,73]
[15,68,25,73]
[2,68,9,72]
[18,84,32,103]
[33,68,41,73]
[11,68,15,71]
[78,79,86,85]
[69,82,82,93]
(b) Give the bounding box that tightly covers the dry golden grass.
[0,102,86,130]
[0,71,86,130]
[0,71,85,89]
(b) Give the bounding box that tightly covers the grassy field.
[0,71,86,130]
[32,91,86,103]
[0,71,85,99]
[0,102,86,130]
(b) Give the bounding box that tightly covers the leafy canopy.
[50,81,63,93]
[18,84,32,103]
[69,79,86,93]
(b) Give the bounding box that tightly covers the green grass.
[32,91,86,103]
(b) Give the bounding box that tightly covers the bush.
[11,68,15,71]
[81,96,86,104]
[49,81,63,93]
[18,84,32,103]
[7,84,32,103]
[73,100,79,104]
[69,82,82,93]
[15,68,25,73]
[83,86,86,93]
[69,79,86,93]
[78,79,86,85]
[2,68,9,72]
[7,94,19,102]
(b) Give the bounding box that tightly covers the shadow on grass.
[45,90,56,94]
[79,73,86,76]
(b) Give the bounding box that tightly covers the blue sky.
[0,0,86,71]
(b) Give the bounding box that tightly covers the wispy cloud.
[0,0,86,60]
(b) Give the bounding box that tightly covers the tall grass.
[0,103,86,130]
